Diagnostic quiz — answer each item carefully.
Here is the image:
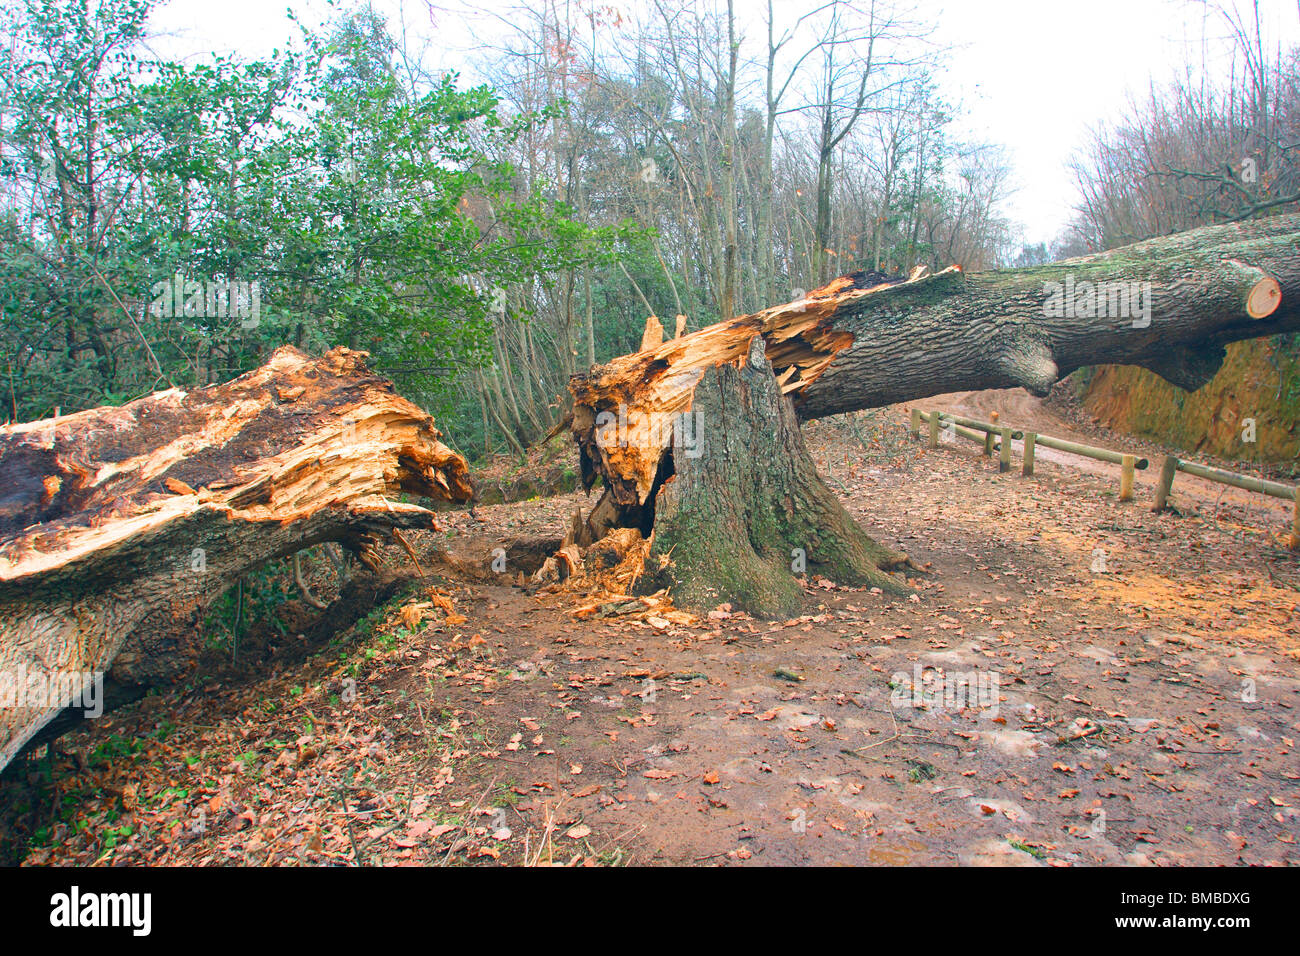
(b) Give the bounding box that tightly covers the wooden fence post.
[1291,491,1300,551]
[999,427,1012,473]
[910,408,921,439]
[927,412,939,449]
[983,431,994,456]
[1119,454,1136,502]
[1022,432,1036,477]
[1154,455,1178,511]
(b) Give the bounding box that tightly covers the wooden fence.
[910,408,1298,549]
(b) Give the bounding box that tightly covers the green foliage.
[201,556,301,654]
[0,0,628,421]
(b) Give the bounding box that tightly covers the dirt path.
[7,401,1299,866]
[920,387,1296,520]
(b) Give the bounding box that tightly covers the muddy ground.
[4,394,1298,866]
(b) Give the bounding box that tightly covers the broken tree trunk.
[638,336,913,617]
[0,346,471,771]
[570,214,1300,614]
[797,214,1298,418]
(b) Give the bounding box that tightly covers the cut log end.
[1246,276,1282,319]
[1224,258,1284,319]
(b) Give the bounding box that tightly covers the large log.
[797,215,1297,419]
[0,346,471,770]
[570,214,1300,612]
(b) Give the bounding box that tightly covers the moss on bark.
[643,338,907,617]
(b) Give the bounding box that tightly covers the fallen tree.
[569,213,1300,614]
[0,346,471,770]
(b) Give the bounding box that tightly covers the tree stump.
[637,337,910,617]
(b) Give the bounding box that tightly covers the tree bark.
[641,336,911,617]
[799,216,1298,419]
[569,213,1300,614]
[0,346,471,770]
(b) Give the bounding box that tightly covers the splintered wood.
[569,269,948,508]
[0,346,472,771]
[530,525,696,629]
[0,346,470,574]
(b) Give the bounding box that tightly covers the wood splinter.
[0,345,472,771]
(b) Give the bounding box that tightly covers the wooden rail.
[1030,434,1149,471]
[913,410,1141,492]
[910,410,1021,458]
[1154,455,1299,549]
[911,407,1299,550]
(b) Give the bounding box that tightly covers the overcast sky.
[142,0,1300,247]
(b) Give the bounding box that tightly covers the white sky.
[142,0,1300,247]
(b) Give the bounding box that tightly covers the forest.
[2,0,1297,451]
[0,0,1298,888]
